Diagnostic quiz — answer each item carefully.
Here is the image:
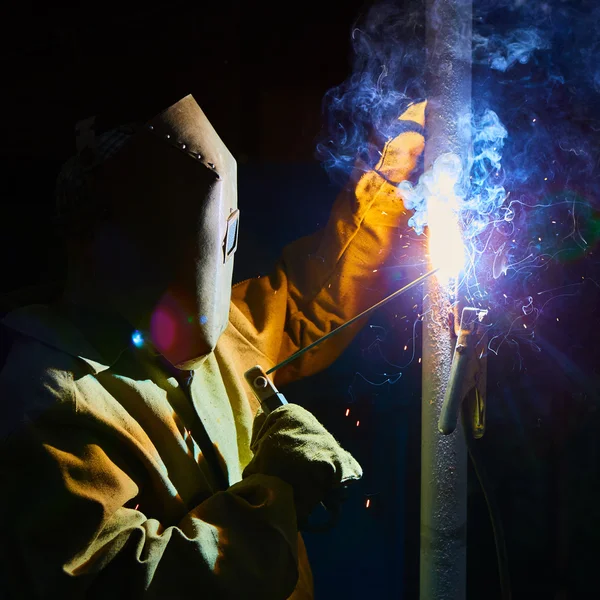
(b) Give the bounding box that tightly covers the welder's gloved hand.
[372,100,427,185]
[243,404,363,526]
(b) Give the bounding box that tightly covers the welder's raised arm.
[0,399,301,599]
[230,102,426,386]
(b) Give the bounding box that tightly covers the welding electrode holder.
[438,307,489,437]
[244,365,288,414]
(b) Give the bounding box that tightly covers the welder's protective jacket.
[0,110,425,599]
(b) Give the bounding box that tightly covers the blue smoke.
[315,0,426,186]
[398,107,508,239]
[473,28,549,72]
[316,0,600,354]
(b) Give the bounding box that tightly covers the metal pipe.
[420,0,472,598]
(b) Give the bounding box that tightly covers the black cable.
[461,408,512,600]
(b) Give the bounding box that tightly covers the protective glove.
[242,403,362,526]
[372,100,427,185]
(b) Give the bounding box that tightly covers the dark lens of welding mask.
[224,209,239,263]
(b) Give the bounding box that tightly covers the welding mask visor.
[95,95,238,369]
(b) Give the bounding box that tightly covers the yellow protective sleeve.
[230,103,426,386]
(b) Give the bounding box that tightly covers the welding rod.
[266,267,439,375]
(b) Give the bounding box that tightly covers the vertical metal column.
[420,1,472,599]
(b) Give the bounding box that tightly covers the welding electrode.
[244,268,439,413]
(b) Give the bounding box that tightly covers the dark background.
[1,1,600,599]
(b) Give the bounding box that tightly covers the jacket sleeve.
[0,368,300,600]
[230,107,426,387]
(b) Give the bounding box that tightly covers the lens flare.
[150,305,177,352]
[131,330,144,347]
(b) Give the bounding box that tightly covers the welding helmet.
[92,95,239,369]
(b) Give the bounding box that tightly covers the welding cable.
[461,407,512,600]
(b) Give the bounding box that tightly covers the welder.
[0,94,425,599]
